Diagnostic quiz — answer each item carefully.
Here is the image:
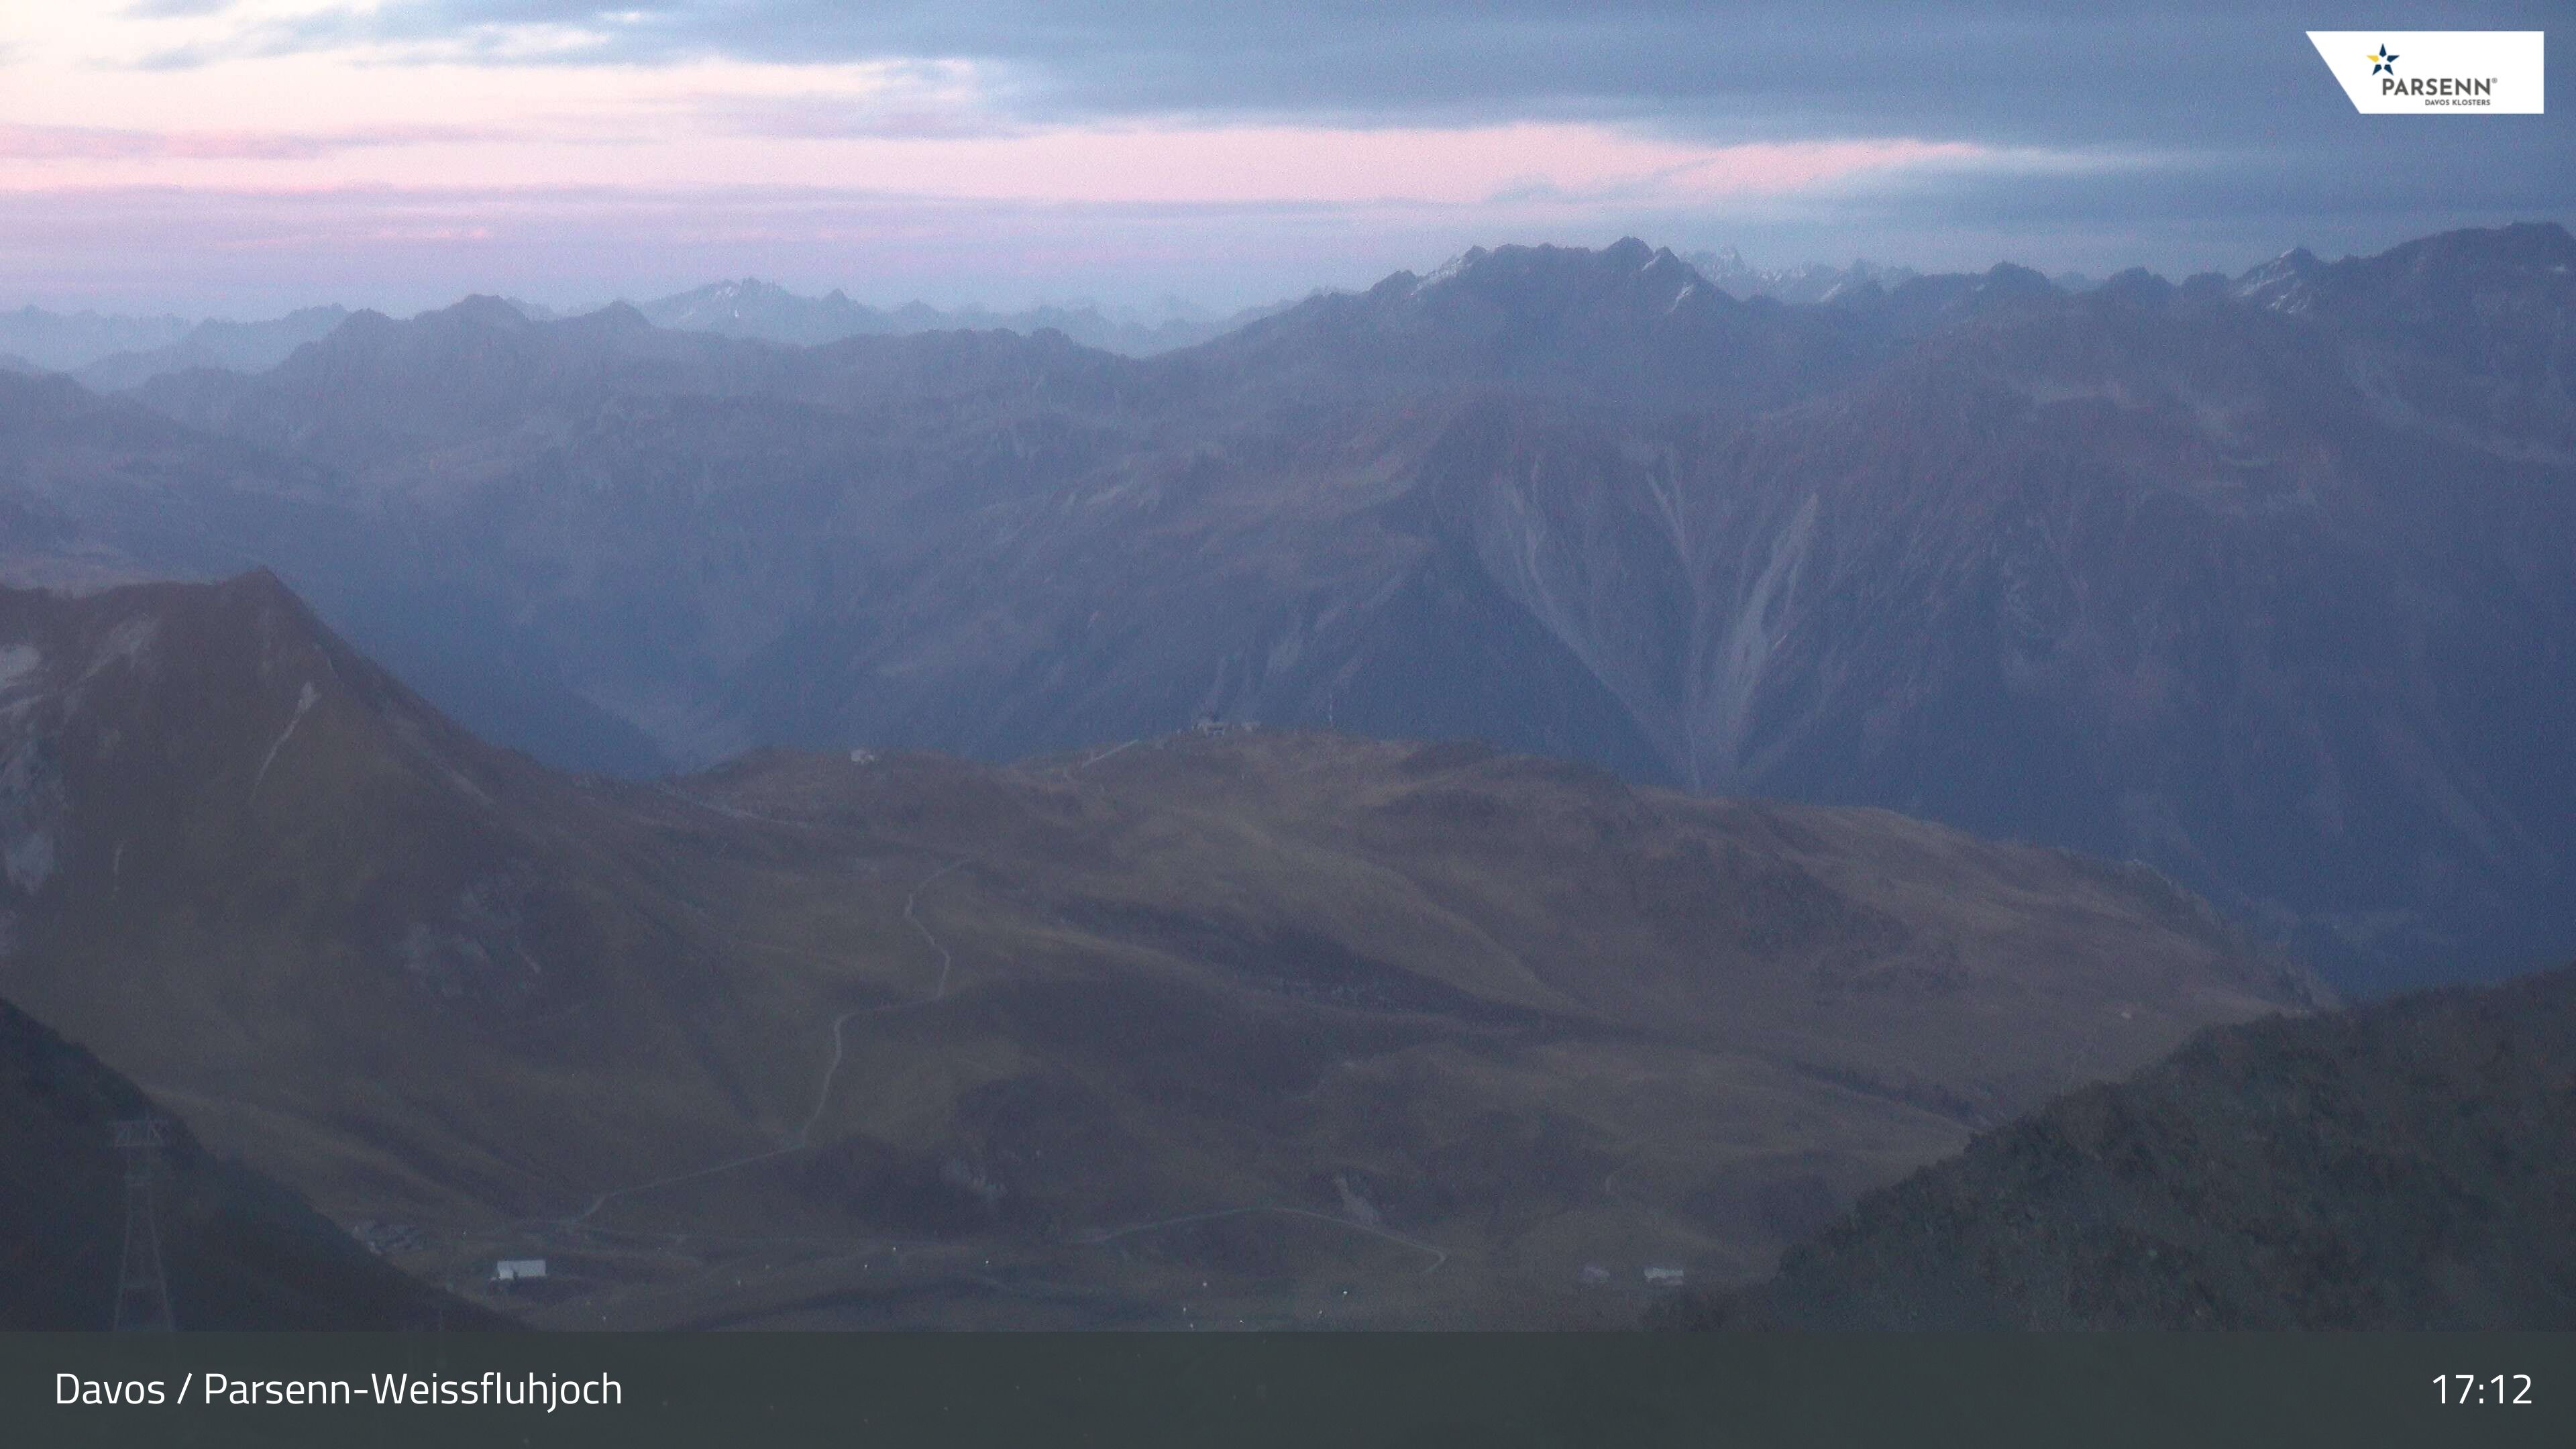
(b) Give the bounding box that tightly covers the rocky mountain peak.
[2232,246,2325,311]
[431,294,536,331]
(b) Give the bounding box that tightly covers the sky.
[1,1,2567,317]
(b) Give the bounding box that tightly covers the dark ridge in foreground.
[0,996,508,1330]
[1672,961,2576,1330]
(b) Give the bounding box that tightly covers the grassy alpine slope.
[0,571,2322,1326]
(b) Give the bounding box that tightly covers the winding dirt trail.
[512,839,1458,1313]
[559,857,972,1227]
[789,858,968,1148]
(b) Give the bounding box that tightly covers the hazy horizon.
[11,220,2569,329]
[3,3,2564,317]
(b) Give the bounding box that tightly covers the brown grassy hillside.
[0,572,2323,1327]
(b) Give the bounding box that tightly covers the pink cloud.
[0,121,512,162]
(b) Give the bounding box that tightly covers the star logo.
[2368,44,2399,75]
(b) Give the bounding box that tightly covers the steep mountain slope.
[0,569,874,1224]
[16,225,2573,993]
[0,365,661,768]
[0,993,505,1330]
[2231,221,2576,458]
[0,572,2317,1328]
[0,369,359,589]
[1685,961,2576,1330]
[1432,235,2576,987]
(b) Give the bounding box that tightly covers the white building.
[492,1258,547,1284]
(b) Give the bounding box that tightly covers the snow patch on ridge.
[78,616,157,684]
[252,681,320,794]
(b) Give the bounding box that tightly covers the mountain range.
[0,224,2563,994]
[0,284,1287,392]
[0,307,197,374]
[0,305,352,389]
[68,307,354,394]
[632,278,1293,356]
[0,570,2316,1327]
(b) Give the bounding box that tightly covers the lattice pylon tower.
[110,1117,175,1332]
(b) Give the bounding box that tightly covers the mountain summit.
[1184,237,1882,413]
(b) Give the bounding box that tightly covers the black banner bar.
[9,1332,2573,1448]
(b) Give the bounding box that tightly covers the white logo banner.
[2307,31,2544,113]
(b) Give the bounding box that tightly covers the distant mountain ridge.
[634,276,1294,355]
[0,305,351,392]
[0,305,193,372]
[71,307,352,392]
[0,282,1283,387]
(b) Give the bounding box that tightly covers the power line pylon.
[110,1117,176,1332]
